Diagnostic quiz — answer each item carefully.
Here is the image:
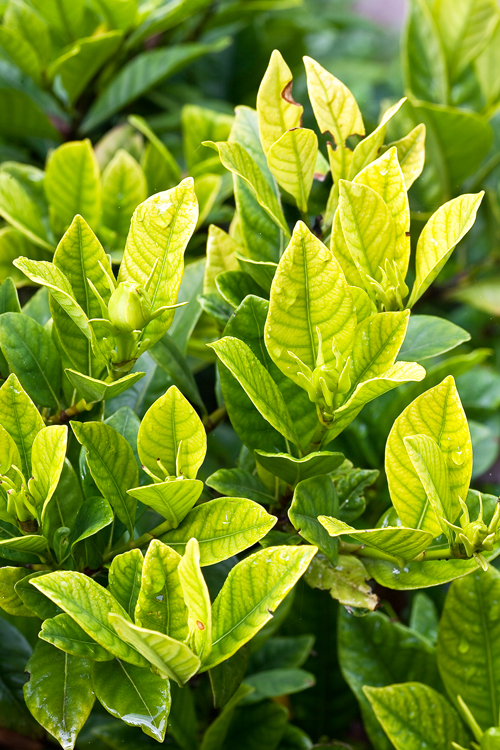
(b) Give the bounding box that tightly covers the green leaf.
[206,140,289,236]
[220,701,288,750]
[267,128,318,212]
[4,0,51,68]
[244,668,315,703]
[475,20,500,109]
[107,549,143,619]
[408,192,484,307]
[319,517,433,560]
[178,538,212,662]
[364,683,468,750]
[71,421,138,536]
[403,0,448,103]
[42,459,84,546]
[0,164,54,251]
[210,336,301,448]
[256,50,303,155]
[250,634,314,672]
[92,658,171,741]
[437,566,500,728]
[384,124,426,190]
[134,539,188,641]
[65,371,145,404]
[0,312,61,408]
[109,613,200,685]
[129,114,181,193]
[50,32,123,107]
[338,607,443,750]
[81,40,229,132]
[45,141,101,235]
[31,571,148,667]
[0,26,42,84]
[30,0,84,42]
[216,270,264,308]
[149,332,204,410]
[398,315,470,361]
[304,55,364,145]
[160,497,277,565]
[118,179,198,347]
[201,684,254,750]
[70,495,114,564]
[0,88,59,141]
[0,567,34,616]
[0,373,44,476]
[0,535,49,561]
[204,225,241,295]
[0,277,21,313]
[209,648,250,709]
[182,103,234,171]
[101,149,147,238]
[15,571,60,619]
[203,545,317,670]
[386,376,472,536]
[289,475,339,561]
[206,469,275,505]
[137,385,206,480]
[127,479,203,528]
[40,613,113,661]
[30,425,68,517]
[93,0,137,30]
[348,99,406,180]
[24,641,94,750]
[265,220,356,387]
[409,592,439,644]
[0,615,41,737]
[351,311,410,386]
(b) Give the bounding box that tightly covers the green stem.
[203,405,227,434]
[306,419,329,454]
[103,519,174,562]
[300,210,310,228]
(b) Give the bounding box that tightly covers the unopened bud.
[108,281,152,333]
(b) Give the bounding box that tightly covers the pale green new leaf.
[434,0,499,79]
[0,567,33,617]
[351,311,410,386]
[178,538,212,662]
[40,614,113,661]
[160,497,276,565]
[101,149,147,238]
[127,478,203,529]
[45,141,101,234]
[0,422,21,475]
[408,192,484,307]
[65,371,145,404]
[109,614,200,685]
[29,426,67,516]
[137,385,206,479]
[304,56,364,145]
[384,124,426,189]
[364,684,468,750]
[31,572,148,667]
[386,376,472,536]
[265,220,356,386]
[118,179,198,347]
[203,545,317,670]
[0,166,54,251]
[318,517,433,560]
[0,534,49,560]
[108,549,143,619]
[134,539,188,641]
[256,49,303,155]
[348,99,406,179]
[71,421,138,535]
[0,373,44,476]
[204,225,241,294]
[209,337,301,448]
[267,128,318,212]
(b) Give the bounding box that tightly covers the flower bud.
[481,728,500,750]
[108,281,152,333]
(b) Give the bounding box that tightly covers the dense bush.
[2,1,500,749]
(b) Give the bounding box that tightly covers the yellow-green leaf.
[351,311,410,386]
[318,517,433,561]
[348,99,406,180]
[29,425,67,517]
[101,149,147,238]
[256,49,303,156]
[178,538,212,662]
[384,124,426,189]
[203,225,241,294]
[267,128,318,212]
[127,479,203,529]
[0,373,44,477]
[434,0,499,79]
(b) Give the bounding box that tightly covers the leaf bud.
[108,281,152,333]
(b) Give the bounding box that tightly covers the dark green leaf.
[0,615,41,737]
[255,451,344,486]
[206,468,274,504]
[289,475,339,562]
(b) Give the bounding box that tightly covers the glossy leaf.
[385,124,426,189]
[348,99,406,179]
[160,497,277,565]
[403,0,448,104]
[101,149,147,238]
[65,371,145,404]
[319,517,433,560]
[256,49,303,155]
[0,164,54,251]
[30,425,67,516]
[0,567,33,617]
[108,549,143,619]
[351,311,410,386]
[254,450,344,486]
[203,545,317,670]
[40,613,113,661]
[0,373,44,476]
[14,571,59,620]
[289,475,339,561]
[127,478,203,528]
[178,538,212,662]
[204,225,241,295]
[398,315,470,361]
[435,0,498,79]
[267,128,318,212]
[206,469,275,505]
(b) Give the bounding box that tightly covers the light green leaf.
[40,613,113,661]
[50,32,123,107]
[384,124,427,189]
[475,19,500,109]
[0,421,20,475]
[438,566,500,729]
[0,534,49,560]
[203,545,317,670]
[206,141,289,235]
[0,373,44,476]
[30,425,67,516]
[267,128,318,212]
[92,658,171,742]
[204,225,241,294]
[364,683,468,750]
[118,179,198,347]
[408,192,484,307]
[265,220,356,387]
[434,0,499,79]
[134,539,188,641]
[289,475,339,560]
[93,0,137,30]
[351,311,410,386]
[3,0,52,68]
[149,332,204,410]
[0,88,59,141]
[0,567,33,616]
[137,385,206,480]
[0,312,61,408]
[109,614,200,685]
[24,641,94,750]
[398,315,470,361]
[319,517,433,560]
[129,114,181,193]
[304,55,364,145]
[206,469,274,504]
[31,571,148,667]
[0,165,54,250]
[81,40,229,133]
[0,26,42,84]
[45,140,101,234]
[71,421,138,535]
[194,173,222,228]
[108,549,143,619]
[255,450,344,486]
[30,0,84,41]
[209,337,301,448]
[386,376,472,536]
[256,49,302,155]
[101,149,147,238]
[0,228,49,288]
[403,0,448,104]
[182,103,233,171]
[348,99,406,179]
[17,575,65,622]
[127,479,203,528]
[178,538,212,662]
[65,371,145,404]
[160,497,277,565]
